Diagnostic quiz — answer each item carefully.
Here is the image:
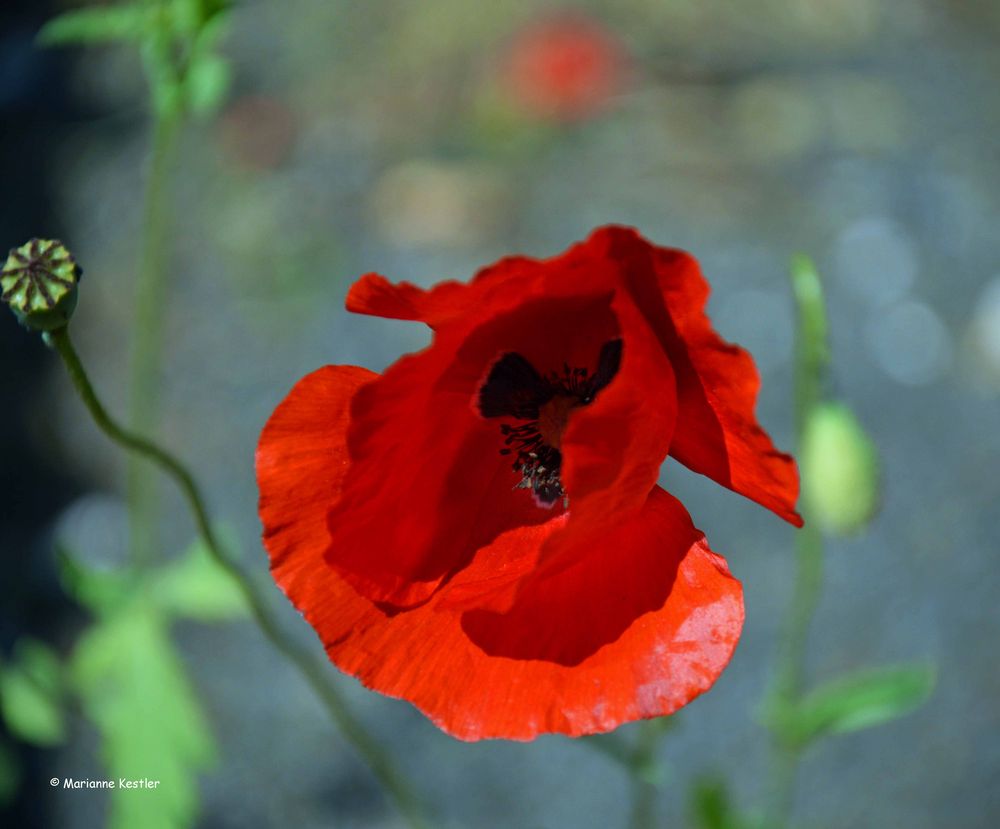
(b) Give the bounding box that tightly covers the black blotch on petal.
[478,352,554,419]
[585,338,623,402]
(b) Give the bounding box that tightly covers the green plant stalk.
[765,523,824,827]
[631,717,676,829]
[44,325,431,829]
[127,105,182,569]
[764,257,829,827]
[788,255,828,439]
[627,719,664,829]
[628,776,657,829]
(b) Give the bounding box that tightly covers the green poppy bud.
[801,402,880,536]
[1,239,81,332]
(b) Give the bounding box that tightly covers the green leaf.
[151,532,249,621]
[184,53,231,115]
[172,0,204,37]
[173,0,232,35]
[189,8,231,52]
[0,639,66,746]
[181,8,231,116]
[37,5,150,47]
[71,605,215,829]
[775,663,936,747]
[57,546,131,616]
[0,738,21,807]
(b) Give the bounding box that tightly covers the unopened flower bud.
[801,402,880,536]
[1,239,81,331]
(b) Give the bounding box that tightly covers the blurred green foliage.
[38,0,233,117]
[71,602,216,829]
[38,533,248,829]
[71,603,215,829]
[0,639,67,747]
[757,253,933,828]
[768,664,936,749]
[151,534,250,621]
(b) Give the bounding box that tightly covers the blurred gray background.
[4,0,999,826]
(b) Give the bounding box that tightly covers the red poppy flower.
[256,226,801,741]
[501,12,627,122]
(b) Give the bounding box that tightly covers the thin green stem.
[629,779,657,829]
[45,325,431,829]
[627,718,672,829]
[627,727,657,829]
[789,254,828,438]
[127,105,182,568]
[765,523,823,827]
[763,256,830,828]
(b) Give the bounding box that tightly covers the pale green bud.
[801,402,880,536]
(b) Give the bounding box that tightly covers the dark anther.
[477,338,623,508]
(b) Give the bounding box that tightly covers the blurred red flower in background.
[501,12,627,121]
[256,226,800,740]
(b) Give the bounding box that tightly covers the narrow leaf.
[780,663,936,746]
[37,6,149,46]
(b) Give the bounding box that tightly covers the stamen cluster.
[479,340,623,507]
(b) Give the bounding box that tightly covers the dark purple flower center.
[477,339,622,507]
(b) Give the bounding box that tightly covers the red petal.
[258,375,743,739]
[347,228,800,526]
[553,288,677,558]
[324,292,621,609]
[346,236,631,332]
[256,365,377,574]
[345,255,538,330]
[590,226,802,526]
[459,488,739,667]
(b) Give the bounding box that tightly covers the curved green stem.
[44,325,431,829]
